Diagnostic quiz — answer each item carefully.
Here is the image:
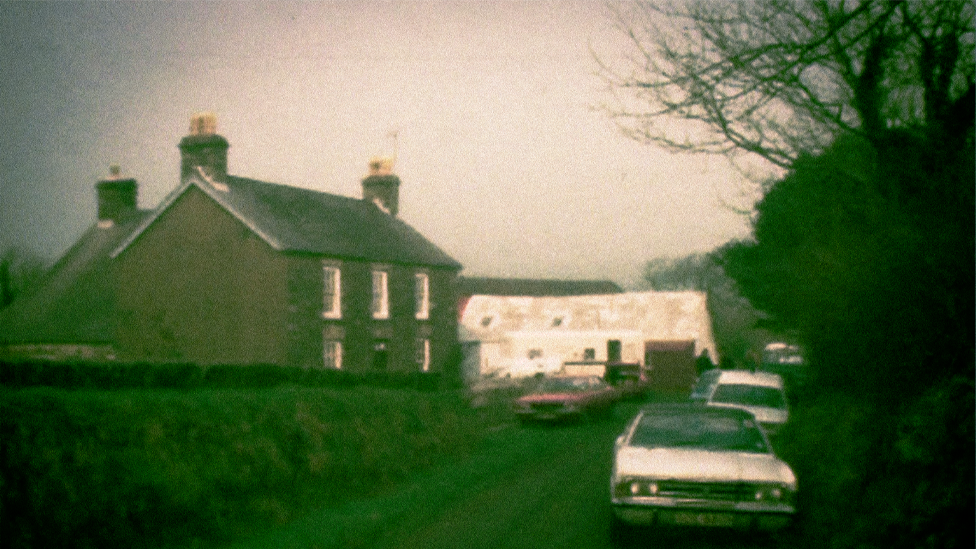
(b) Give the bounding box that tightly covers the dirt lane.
[233,401,795,549]
[371,420,620,549]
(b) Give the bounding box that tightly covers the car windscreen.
[711,383,787,409]
[688,371,719,401]
[628,413,768,453]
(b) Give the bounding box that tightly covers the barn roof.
[112,172,462,269]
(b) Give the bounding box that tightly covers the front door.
[372,340,389,370]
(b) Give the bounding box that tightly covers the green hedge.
[776,376,974,549]
[0,384,486,549]
[0,360,441,391]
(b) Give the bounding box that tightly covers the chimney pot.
[362,157,400,216]
[96,165,138,224]
[179,112,229,180]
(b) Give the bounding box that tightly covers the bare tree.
[593,0,974,169]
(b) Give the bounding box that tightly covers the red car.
[513,375,619,423]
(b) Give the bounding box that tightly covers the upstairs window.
[322,264,341,318]
[415,273,430,320]
[371,270,389,319]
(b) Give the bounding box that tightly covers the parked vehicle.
[610,403,796,532]
[689,369,790,437]
[513,375,619,423]
[688,369,722,402]
[604,362,649,400]
[759,342,808,397]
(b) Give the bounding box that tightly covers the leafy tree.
[716,69,973,549]
[723,131,973,400]
[0,247,46,310]
[597,0,975,401]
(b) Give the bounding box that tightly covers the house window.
[323,340,343,370]
[322,264,341,318]
[416,338,431,372]
[371,270,389,319]
[415,273,430,320]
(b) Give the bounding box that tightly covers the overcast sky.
[0,1,756,288]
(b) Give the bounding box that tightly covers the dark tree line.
[600,1,973,547]
[0,247,46,310]
[641,253,772,370]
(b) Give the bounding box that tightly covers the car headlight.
[615,478,659,497]
[754,484,794,503]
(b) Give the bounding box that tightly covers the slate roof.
[2,171,461,346]
[456,276,623,297]
[113,173,462,269]
[0,214,150,344]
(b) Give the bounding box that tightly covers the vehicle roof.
[638,402,756,421]
[544,374,604,383]
[713,370,784,388]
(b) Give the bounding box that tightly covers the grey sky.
[0,1,754,287]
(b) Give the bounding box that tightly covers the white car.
[691,370,789,437]
[611,404,797,532]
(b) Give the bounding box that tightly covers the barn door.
[607,340,622,363]
[644,340,696,393]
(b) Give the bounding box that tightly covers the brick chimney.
[361,156,400,216]
[178,112,229,180]
[96,164,138,226]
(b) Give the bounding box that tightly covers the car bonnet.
[613,446,795,485]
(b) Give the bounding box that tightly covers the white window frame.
[323,340,343,370]
[415,272,430,320]
[322,263,341,319]
[371,269,389,319]
[416,338,431,372]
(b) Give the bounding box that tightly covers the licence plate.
[670,511,736,527]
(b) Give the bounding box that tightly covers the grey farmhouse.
[0,114,462,375]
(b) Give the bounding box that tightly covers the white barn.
[459,291,718,388]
